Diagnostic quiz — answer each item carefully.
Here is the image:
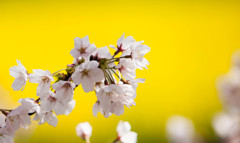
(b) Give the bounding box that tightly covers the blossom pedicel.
[0,34,150,143]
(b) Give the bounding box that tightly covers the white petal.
[117,121,131,136]
[117,33,125,47]
[76,122,92,139]
[111,102,124,116]
[109,45,117,50]
[11,78,26,91]
[92,102,100,117]
[89,68,104,82]
[82,35,90,47]
[53,101,66,115]
[86,61,99,70]
[81,77,94,93]
[28,73,41,83]
[46,112,58,127]
[121,131,137,143]
[65,100,76,115]
[70,48,81,59]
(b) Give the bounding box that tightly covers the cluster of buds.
[213,50,240,143]
[76,121,137,143]
[0,34,150,143]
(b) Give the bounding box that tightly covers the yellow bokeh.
[0,0,240,142]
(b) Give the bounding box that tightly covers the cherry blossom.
[166,116,202,143]
[122,41,150,70]
[70,36,97,59]
[0,127,13,143]
[28,69,54,98]
[33,111,58,127]
[9,60,28,91]
[40,91,76,116]
[92,46,112,59]
[18,98,40,114]
[128,78,145,90]
[6,106,31,131]
[52,81,76,102]
[110,33,135,52]
[72,61,104,92]
[213,112,240,140]
[76,122,92,141]
[93,84,136,118]
[116,121,137,143]
[116,59,136,80]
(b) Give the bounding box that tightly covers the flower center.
[81,69,89,77]
[42,76,50,84]
[63,83,71,88]
[78,47,86,54]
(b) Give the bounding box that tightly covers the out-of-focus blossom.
[72,61,104,92]
[166,116,197,143]
[10,60,28,91]
[116,121,137,143]
[70,36,96,59]
[213,112,240,142]
[76,122,92,140]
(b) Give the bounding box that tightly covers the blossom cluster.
[0,34,150,143]
[76,121,137,143]
[213,50,240,143]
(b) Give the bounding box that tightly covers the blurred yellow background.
[0,0,240,142]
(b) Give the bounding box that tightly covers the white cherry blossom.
[93,84,136,118]
[110,33,135,52]
[28,69,54,98]
[128,78,145,90]
[76,122,92,140]
[10,60,28,91]
[70,36,97,59]
[116,121,137,143]
[92,46,112,59]
[166,116,196,143]
[217,66,240,114]
[33,111,58,127]
[52,81,76,102]
[72,61,104,92]
[6,106,31,131]
[18,98,40,114]
[122,41,150,70]
[40,91,76,116]
[116,59,136,80]
[213,112,240,140]
[0,127,13,143]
